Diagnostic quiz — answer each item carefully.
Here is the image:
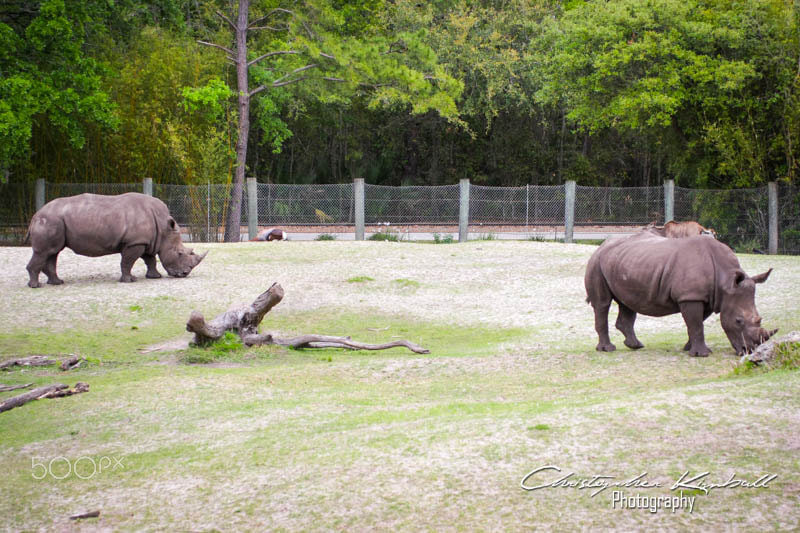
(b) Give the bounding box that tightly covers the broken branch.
[185,283,430,354]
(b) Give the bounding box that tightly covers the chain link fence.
[575,185,665,226]
[365,184,459,224]
[1,180,797,253]
[778,182,800,255]
[258,183,354,226]
[470,185,564,225]
[674,186,769,253]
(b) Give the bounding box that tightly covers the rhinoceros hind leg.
[679,301,711,357]
[43,254,63,285]
[142,254,162,279]
[615,303,644,349]
[26,252,48,288]
[592,302,617,352]
[119,244,146,283]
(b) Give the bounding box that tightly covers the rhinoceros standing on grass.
[26,193,207,287]
[585,231,775,356]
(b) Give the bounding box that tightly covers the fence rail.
[2,179,799,254]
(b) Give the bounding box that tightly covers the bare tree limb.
[1,355,56,369]
[250,24,290,31]
[0,383,33,393]
[214,9,236,30]
[185,283,430,354]
[243,333,430,354]
[197,40,235,57]
[247,50,300,68]
[248,8,294,29]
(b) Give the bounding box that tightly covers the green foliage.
[347,275,374,282]
[433,233,454,244]
[734,342,800,375]
[316,233,337,240]
[0,0,118,169]
[368,230,400,241]
[184,331,244,363]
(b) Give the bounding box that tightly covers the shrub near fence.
[1,179,798,254]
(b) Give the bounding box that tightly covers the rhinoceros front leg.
[142,254,162,279]
[679,301,711,357]
[592,302,617,352]
[119,244,146,283]
[615,302,644,349]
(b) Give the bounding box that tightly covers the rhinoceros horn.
[192,250,208,267]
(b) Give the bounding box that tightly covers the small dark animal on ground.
[26,193,206,287]
[585,231,775,357]
[251,228,288,241]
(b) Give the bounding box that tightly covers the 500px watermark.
[31,456,125,480]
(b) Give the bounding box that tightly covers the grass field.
[1,241,799,531]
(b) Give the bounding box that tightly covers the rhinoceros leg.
[43,254,63,285]
[26,252,47,288]
[592,302,617,352]
[142,254,162,279]
[679,301,711,357]
[119,244,146,283]
[615,303,644,349]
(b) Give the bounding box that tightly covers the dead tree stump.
[186,283,430,354]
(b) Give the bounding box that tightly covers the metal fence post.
[664,179,675,223]
[564,180,575,243]
[354,178,365,240]
[143,178,153,197]
[247,177,258,241]
[768,182,778,254]
[35,179,45,211]
[459,179,470,242]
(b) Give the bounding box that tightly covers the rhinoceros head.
[158,218,208,277]
[720,268,776,355]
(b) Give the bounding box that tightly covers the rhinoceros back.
[589,232,740,317]
[30,193,170,257]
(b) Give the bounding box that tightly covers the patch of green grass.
[392,278,420,289]
[368,230,400,242]
[433,233,454,244]
[347,276,375,283]
[316,234,336,241]
[529,423,550,431]
[477,233,496,241]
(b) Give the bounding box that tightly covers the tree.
[0,0,118,179]
[198,0,463,242]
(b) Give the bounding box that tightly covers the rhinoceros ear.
[732,270,747,288]
[751,268,773,284]
[168,217,177,231]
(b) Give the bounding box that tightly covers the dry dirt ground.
[1,240,799,531]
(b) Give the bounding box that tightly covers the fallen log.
[60,355,84,371]
[0,384,67,413]
[186,283,430,354]
[70,510,100,520]
[242,333,430,354]
[0,382,89,413]
[0,383,33,393]
[0,355,56,370]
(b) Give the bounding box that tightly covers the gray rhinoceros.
[26,192,207,287]
[585,231,775,356]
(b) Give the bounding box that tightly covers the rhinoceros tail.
[23,228,30,244]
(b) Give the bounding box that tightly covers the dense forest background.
[2,0,800,190]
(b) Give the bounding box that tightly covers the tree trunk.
[224,0,253,243]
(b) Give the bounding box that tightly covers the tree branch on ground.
[185,283,430,354]
[0,382,89,413]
